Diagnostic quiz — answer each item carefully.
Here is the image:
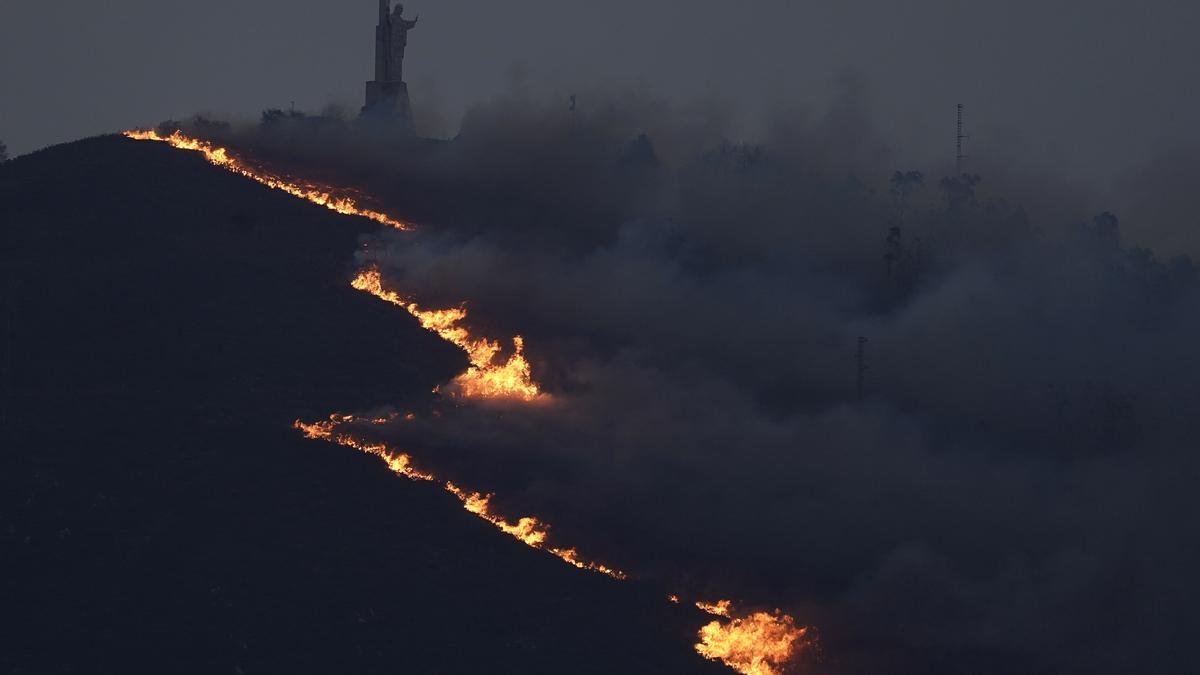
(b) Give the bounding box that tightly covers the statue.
[374,0,417,83]
[388,4,419,82]
[364,0,417,134]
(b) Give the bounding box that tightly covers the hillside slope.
[0,136,722,674]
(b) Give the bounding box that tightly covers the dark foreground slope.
[0,136,721,674]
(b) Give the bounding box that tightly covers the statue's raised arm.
[392,4,417,32]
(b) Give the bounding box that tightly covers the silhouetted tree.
[882,225,923,294]
[1122,247,1198,306]
[704,142,765,172]
[884,226,904,279]
[0,140,7,162]
[1088,211,1121,251]
[191,116,231,134]
[1071,211,1123,262]
[621,133,659,169]
[260,108,301,126]
[1169,255,1198,288]
[939,172,981,212]
[259,108,348,136]
[155,120,183,136]
[889,170,924,222]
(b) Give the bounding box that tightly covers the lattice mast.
[956,104,970,175]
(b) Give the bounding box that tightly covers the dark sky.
[2,1,1199,181]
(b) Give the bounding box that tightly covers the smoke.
[178,80,1199,674]
[1107,143,1200,256]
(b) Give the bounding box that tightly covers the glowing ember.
[123,129,409,229]
[351,267,542,401]
[697,599,735,618]
[294,416,623,579]
[695,606,809,675]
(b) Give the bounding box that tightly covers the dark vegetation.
[0,136,724,674]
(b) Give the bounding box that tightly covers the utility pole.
[856,336,869,400]
[956,104,969,175]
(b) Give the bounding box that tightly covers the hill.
[0,136,722,674]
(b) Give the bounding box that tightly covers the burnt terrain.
[0,136,722,674]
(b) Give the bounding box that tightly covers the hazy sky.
[3,0,1199,183]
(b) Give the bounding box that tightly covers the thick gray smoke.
[183,82,1200,674]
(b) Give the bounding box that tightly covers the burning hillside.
[295,414,624,579]
[123,129,813,674]
[123,130,408,229]
[116,82,1200,674]
[4,135,725,675]
[295,413,809,674]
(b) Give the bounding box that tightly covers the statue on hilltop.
[363,0,418,134]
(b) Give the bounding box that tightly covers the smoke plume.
[175,81,1200,674]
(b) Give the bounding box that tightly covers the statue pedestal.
[361,80,415,136]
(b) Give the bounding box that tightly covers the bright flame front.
[296,415,623,579]
[299,415,809,674]
[351,268,542,401]
[695,607,809,675]
[124,130,409,229]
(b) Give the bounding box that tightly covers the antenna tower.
[956,104,969,175]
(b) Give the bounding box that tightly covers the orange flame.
[295,416,623,579]
[695,602,810,675]
[123,129,409,229]
[296,417,434,481]
[697,599,735,618]
[351,268,542,401]
[447,483,550,547]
